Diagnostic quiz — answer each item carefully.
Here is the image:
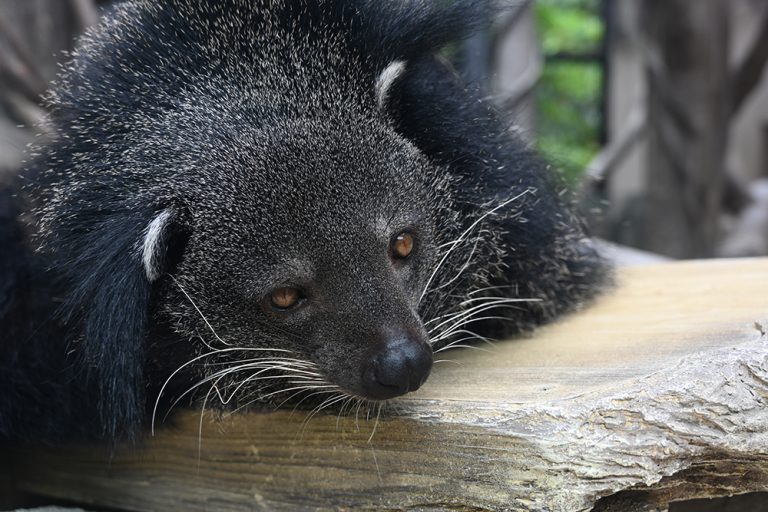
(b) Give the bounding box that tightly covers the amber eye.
[391,232,415,260]
[270,287,302,310]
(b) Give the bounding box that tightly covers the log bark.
[5,258,768,511]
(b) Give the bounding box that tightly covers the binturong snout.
[361,328,433,400]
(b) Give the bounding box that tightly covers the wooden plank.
[7,258,768,511]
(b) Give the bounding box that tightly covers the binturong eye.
[391,231,415,260]
[270,287,302,310]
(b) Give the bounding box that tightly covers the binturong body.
[0,0,609,443]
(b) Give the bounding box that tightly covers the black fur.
[0,0,608,444]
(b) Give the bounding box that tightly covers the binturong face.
[146,117,453,412]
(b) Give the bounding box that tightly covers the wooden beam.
[7,259,768,511]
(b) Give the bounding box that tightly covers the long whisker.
[368,403,384,443]
[354,399,365,432]
[229,385,338,416]
[283,387,336,413]
[213,365,323,405]
[196,331,217,353]
[197,384,215,466]
[432,314,522,344]
[151,347,295,434]
[258,383,339,403]
[172,275,231,347]
[301,393,350,434]
[418,189,532,305]
[337,396,357,430]
[428,233,482,294]
[424,295,538,326]
[193,359,321,403]
[204,357,319,369]
[163,364,307,424]
[437,328,494,342]
[428,298,529,336]
[433,334,497,350]
[467,284,521,296]
[435,344,494,354]
[435,302,528,330]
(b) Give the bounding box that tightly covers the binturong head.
[148,116,444,404]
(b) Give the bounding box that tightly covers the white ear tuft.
[142,209,173,282]
[375,60,407,112]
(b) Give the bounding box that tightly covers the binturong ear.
[67,208,185,442]
[375,60,407,119]
[142,209,176,282]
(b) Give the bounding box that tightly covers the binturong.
[0,0,609,444]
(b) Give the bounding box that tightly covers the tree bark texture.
[6,259,768,511]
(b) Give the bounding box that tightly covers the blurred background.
[460,0,768,260]
[1,0,767,263]
[1,2,768,511]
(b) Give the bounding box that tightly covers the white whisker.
[429,234,482,294]
[368,403,383,443]
[424,296,537,327]
[418,189,531,305]
[197,384,215,467]
[151,346,295,435]
[432,314,521,343]
[432,328,495,347]
[435,344,493,354]
[285,388,343,414]
[300,393,349,434]
[172,275,231,347]
[428,298,528,336]
[230,386,338,416]
[467,284,520,296]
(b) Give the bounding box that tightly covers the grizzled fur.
[0,0,608,443]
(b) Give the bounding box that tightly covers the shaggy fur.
[0,0,608,444]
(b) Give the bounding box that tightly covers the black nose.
[362,333,433,400]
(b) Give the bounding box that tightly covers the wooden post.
[641,0,731,258]
[491,0,541,139]
[6,259,768,511]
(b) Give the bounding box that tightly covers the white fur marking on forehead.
[142,209,173,282]
[376,60,406,111]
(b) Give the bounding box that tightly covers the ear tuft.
[376,60,407,114]
[142,209,174,282]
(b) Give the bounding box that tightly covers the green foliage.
[537,62,602,183]
[537,0,603,54]
[534,0,604,184]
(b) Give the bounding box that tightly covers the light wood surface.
[7,258,768,511]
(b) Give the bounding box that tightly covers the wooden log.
[6,258,768,511]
